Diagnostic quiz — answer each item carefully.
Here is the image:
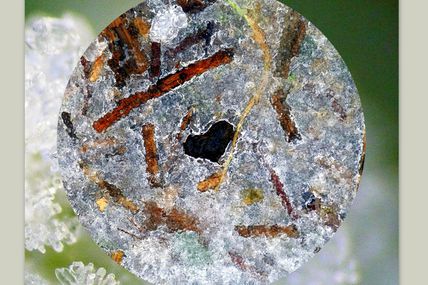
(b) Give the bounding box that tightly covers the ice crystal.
[55,262,120,285]
[25,153,78,253]
[25,270,48,285]
[25,14,93,169]
[25,15,93,253]
[149,5,188,44]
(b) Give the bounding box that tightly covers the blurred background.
[25,0,398,284]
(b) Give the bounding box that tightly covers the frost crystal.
[25,270,48,285]
[57,0,365,283]
[25,154,78,253]
[55,262,120,285]
[25,15,93,253]
[149,5,188,44]
[25,14,93,168]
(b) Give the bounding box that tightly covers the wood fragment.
[79,57,94,115]
[81,138,127,160]
[149,42,162,78]
[229,252,246,270]
[268,166,298,219]
[275,10,307,78]
[160,107,195,178]
[117,228,142,240]
[101,181,139,213]
[197,172,222,192]
[80,56,92,79]
[93,49,234,133]
[176,0,216,14]
[229,252,267,279]
[315,156,353,180]
[101,15,149,88]
[326,89,347,121]
[81,87,93,116]
[142,124,160,187]
[142,201,202,234]
[235,225,299,238]
[167,22,215,57]
[358,129,367,176]
[96,197,109,212]
[111,250,125,264]
[271,89,301,143]
[132,17,151,38]
[79,162,139,213]
[80,137,120,153]
[176,107,195,141]
[89,54,105,82]
[104,145,127,158]
[61,112,78,140]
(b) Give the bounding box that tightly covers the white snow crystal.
[149,5,188,44]
[25,15,93,253]
[55,262,120,285]
[25,14,93,169]
[25,270,48,285]
[25,153,78,253]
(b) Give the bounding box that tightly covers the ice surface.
[57,0,365,284]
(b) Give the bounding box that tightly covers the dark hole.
[301,191,321,211]
[183,120,235,163]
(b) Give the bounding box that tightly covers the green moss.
[288,73,297,82]
[241,188,264,205]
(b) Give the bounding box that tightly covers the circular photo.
[57,0,366,283]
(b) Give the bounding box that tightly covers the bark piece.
[235,225,299,239]
[149,42,162,78]
[61,112,78,140]
[93,49,234,133]
[197,172,222,192]
[79,162,139,213]
[142,123,161,187]
[176,0,216,14]
[143,201,202,234]
[274,10,307,78]
[111,250,125,264]
[271,89,301,143]
[101,16,149,88]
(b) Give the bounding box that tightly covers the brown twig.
[93,49,234,133]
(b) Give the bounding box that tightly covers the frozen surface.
[57,0,365,284]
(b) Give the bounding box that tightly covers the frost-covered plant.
[55,262,120,285]
[24,12,362,285]
[25,15,93,253]
[25,14,93,168]
[25,270,49,285]
[25,153,78,253]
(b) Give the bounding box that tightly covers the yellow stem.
[215,3,272,191]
